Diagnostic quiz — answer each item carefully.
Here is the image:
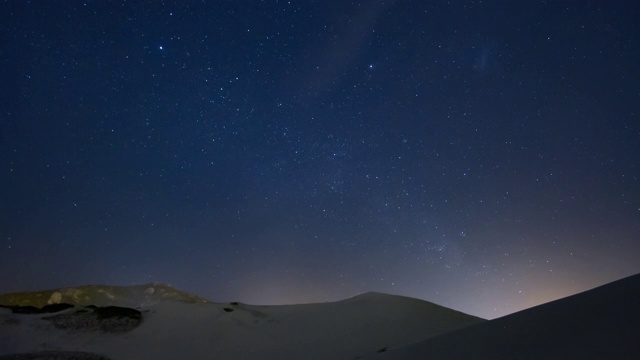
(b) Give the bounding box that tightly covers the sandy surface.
[0,290,482,360]
[361,273,640,359]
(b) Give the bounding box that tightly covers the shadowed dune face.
[364,273,640,360]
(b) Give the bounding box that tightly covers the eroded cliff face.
[0,350,112,360]
[0,283,211,308]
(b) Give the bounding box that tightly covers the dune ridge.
[0,284,483,360]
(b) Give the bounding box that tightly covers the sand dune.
[361,273,640,359]
[3,275,638,359]
[0,286,482,360]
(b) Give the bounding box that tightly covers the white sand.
[6,275,638,359]
[0,291,483,360]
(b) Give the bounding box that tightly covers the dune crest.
[0,285,482,360]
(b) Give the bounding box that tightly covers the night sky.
[1,1,639,319]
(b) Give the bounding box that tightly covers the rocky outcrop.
[1,304,143,333]
[1,303,74,315]
[43,306,143,333]
[0,283,211,308]
[0,350,111,360]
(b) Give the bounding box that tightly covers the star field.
[1,1,639,319]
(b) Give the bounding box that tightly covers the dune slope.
[363,273,640,359]
[0,287,483,360]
